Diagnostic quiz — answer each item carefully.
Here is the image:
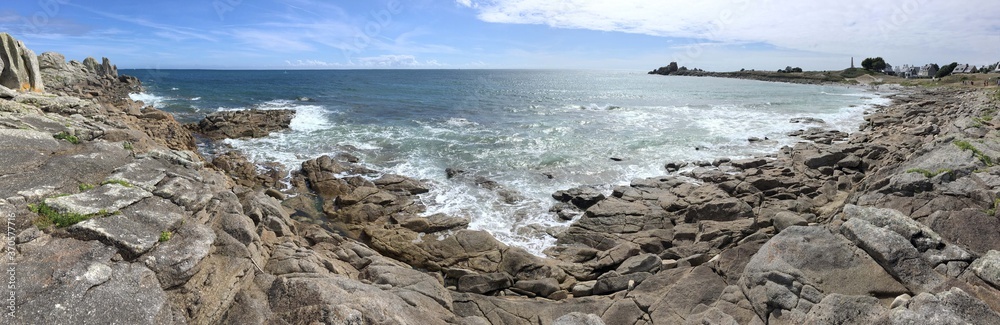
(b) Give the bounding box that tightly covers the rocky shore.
[3,32,1000,324]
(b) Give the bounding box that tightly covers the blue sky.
[2,0,999,70]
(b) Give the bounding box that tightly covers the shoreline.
[4,32,1000,324]
[145,74,890,255]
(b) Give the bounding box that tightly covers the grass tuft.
[955,140,995,167]
[101,179,133,187]
[78,183,95,192]
[159,231,173,242]
[29,202,102,228]
[53,132,80,144]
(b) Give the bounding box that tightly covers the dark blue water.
[122,69,885,254]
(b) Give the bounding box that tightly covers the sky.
[2,0,999,71]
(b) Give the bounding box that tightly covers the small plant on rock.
[159,231,173,242]
[78,183,95,191]
[954,140,995,167]
[53,132,80,144]
[101,179,133,187]
[30,202,91,228]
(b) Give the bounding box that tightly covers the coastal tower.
[851,57,855,69]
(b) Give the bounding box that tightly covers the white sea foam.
[128,93,168,107]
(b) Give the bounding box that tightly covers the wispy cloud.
[458,0,1000,63]
[66,4,216,42]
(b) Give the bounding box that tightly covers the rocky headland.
[3,32,1000,324]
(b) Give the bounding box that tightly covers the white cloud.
[460,0,1000,64]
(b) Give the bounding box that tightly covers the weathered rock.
[927,209,1000,255]
[797,294,886,324]
[553,312,606,325]
[8,238,172,324]
[512,278,561,298]
[360,264,455,310]
[457,272,513,294]
[592,271,650,295]
[46,183,153,215]
[840,218,945,292]
[740,226,907,321]
[842,205,944,252]
[971,250,1000,288]
[887,288,1000,324]
[0,33,44,92]
[644,265,729,323]
[685,197,754,223]
[268,274,456,324]
[614,253,661,275]
[142,222,216,288]
[189,109,295,140]
[552,186,606,210]
[68,196,185,257]
[393,213,469,233]
[374,174,430,194]
[772,211,808,232]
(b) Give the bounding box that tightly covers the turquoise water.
[123,69,887,254]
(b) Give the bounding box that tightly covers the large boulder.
[188,109,295,140]
[739,226,907,322]
[0,32,44,92]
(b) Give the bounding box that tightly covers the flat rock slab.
[106,158,168,191]
[46,183,152,215]
[0,128,60,149]
[10,237,172,324]
[69,196,184,257]
[142,222,215,288]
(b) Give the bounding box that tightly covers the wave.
[128,93,168,107]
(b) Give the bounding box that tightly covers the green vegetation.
[159,231,173,242]
[123,141,134,151]
[101,179,133,187]
[841,68,872,79]
[29,201,110,228]
[53,131,80,144]
[861,57,887,71]
[935,62,959,78]
[955,140,995,166]
[78,183,95,191]
[986,198,1000,216]
[906,168,952,178]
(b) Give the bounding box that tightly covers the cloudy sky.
[3,0,998,70]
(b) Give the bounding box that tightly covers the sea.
[122,69,890,255]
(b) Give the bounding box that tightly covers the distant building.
[918,64,938,78]
[883,63,894,75]
[894,64,920,78]
[994,62,1000,72]
[953,64,977,74]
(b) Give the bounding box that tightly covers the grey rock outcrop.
[0,32,44,92]
[187,109,295,140]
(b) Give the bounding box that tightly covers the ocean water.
[122,69,888,255]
